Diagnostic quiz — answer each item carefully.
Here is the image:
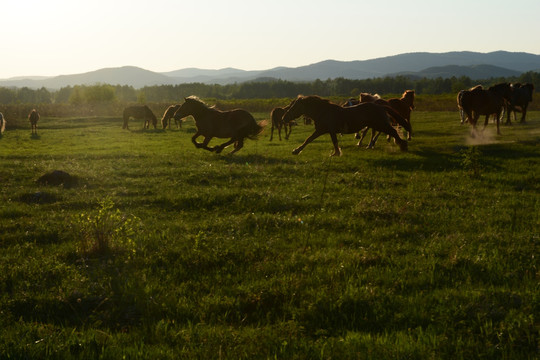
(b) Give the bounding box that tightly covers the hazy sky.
[2,0,539,79]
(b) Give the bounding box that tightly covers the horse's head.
[282,96,306,124]
[403,90,415,110]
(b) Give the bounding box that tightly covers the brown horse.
[358,91,414,140]
[122,105,157,130]
[282,95,408,156]
[0,112,5,134]
[459,83,512,136]
[173,96,266,154]
[353,92,413,148]
[160,105,182,129]
[28,109,40,135]
[269,105,292,141]
[506,83,534,124]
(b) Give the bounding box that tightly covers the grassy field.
[0,110,538,359]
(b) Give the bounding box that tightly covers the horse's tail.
[247,120,267,140]
[383,106,411,133]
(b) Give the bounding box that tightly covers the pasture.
[0,110,538,359]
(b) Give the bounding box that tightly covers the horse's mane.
[185,96,218,110]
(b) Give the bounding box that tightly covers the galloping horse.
[160,105,182,129]
[459,83,512,136]
[358,90,414,140]
[281,95,408,156]
[352,92,413,148]
[0,112,5,134]
[506,83,534,124]
[28,109,40,135]
[269,105,292,141]
[173,96,266,154]
[122,105,157,130]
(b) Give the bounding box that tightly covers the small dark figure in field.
[122,105,157,130]
[160,105,182,129]
[269,105,293,141]
[282,95,408,156]
[506,83,534,124]
[458,83,512,136]
[29,109,40,135]
[173,96,266,154]
[0,112,6,134]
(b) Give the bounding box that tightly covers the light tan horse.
[29,109,40,135]
[0,112,6,134]
[160,105,182,129]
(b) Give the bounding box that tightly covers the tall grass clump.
[72,197,140,257]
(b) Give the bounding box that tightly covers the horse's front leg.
[293,130,324,155]
[192,132,213,150]
[285,124,292,140]
[329,132,342,156]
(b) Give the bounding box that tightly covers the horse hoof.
[214,147,223,154]
[292,149,301,155]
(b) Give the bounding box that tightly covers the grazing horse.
[269,105,292,141]
[506,83,534,124]
[459,83,512,136]
[281,95,408,156]
[173,96,266,154]
[161,105,182,129]
[122,105,157,130]
[28,109,40,135]
[0,112,5,134]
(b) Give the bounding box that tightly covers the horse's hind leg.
[229,139,244,154]
[214,138,237,154]
[329,132,342,156]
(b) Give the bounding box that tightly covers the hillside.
[1,51,539,89]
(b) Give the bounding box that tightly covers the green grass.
[0,112,539,359]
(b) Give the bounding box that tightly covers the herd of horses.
[1,81,534,156]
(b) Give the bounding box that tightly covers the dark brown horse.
[28,109,40,135]
[161,105,182,129]
[122,105,157,130]
[269,105,292,141]
[282,95,408,156]
[459,83,512,136]
[173,96,266,154]
[506,83,534,124]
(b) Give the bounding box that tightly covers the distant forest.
[0,72,538,105]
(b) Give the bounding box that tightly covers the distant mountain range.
[1,51,539,89]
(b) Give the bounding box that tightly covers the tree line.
[0,72,538,105]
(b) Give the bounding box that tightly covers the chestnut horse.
[459,83,512,136]
[160,105,182,129]
[28,109,40,135]
[122,105,157,130]
[506,83,534,124]
[173,96,266,154]
[0,112,5,134]
[281,95,408,156]
[353,92,413,148]
[269,105,292,141]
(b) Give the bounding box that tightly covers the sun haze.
[2,0,539,79]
